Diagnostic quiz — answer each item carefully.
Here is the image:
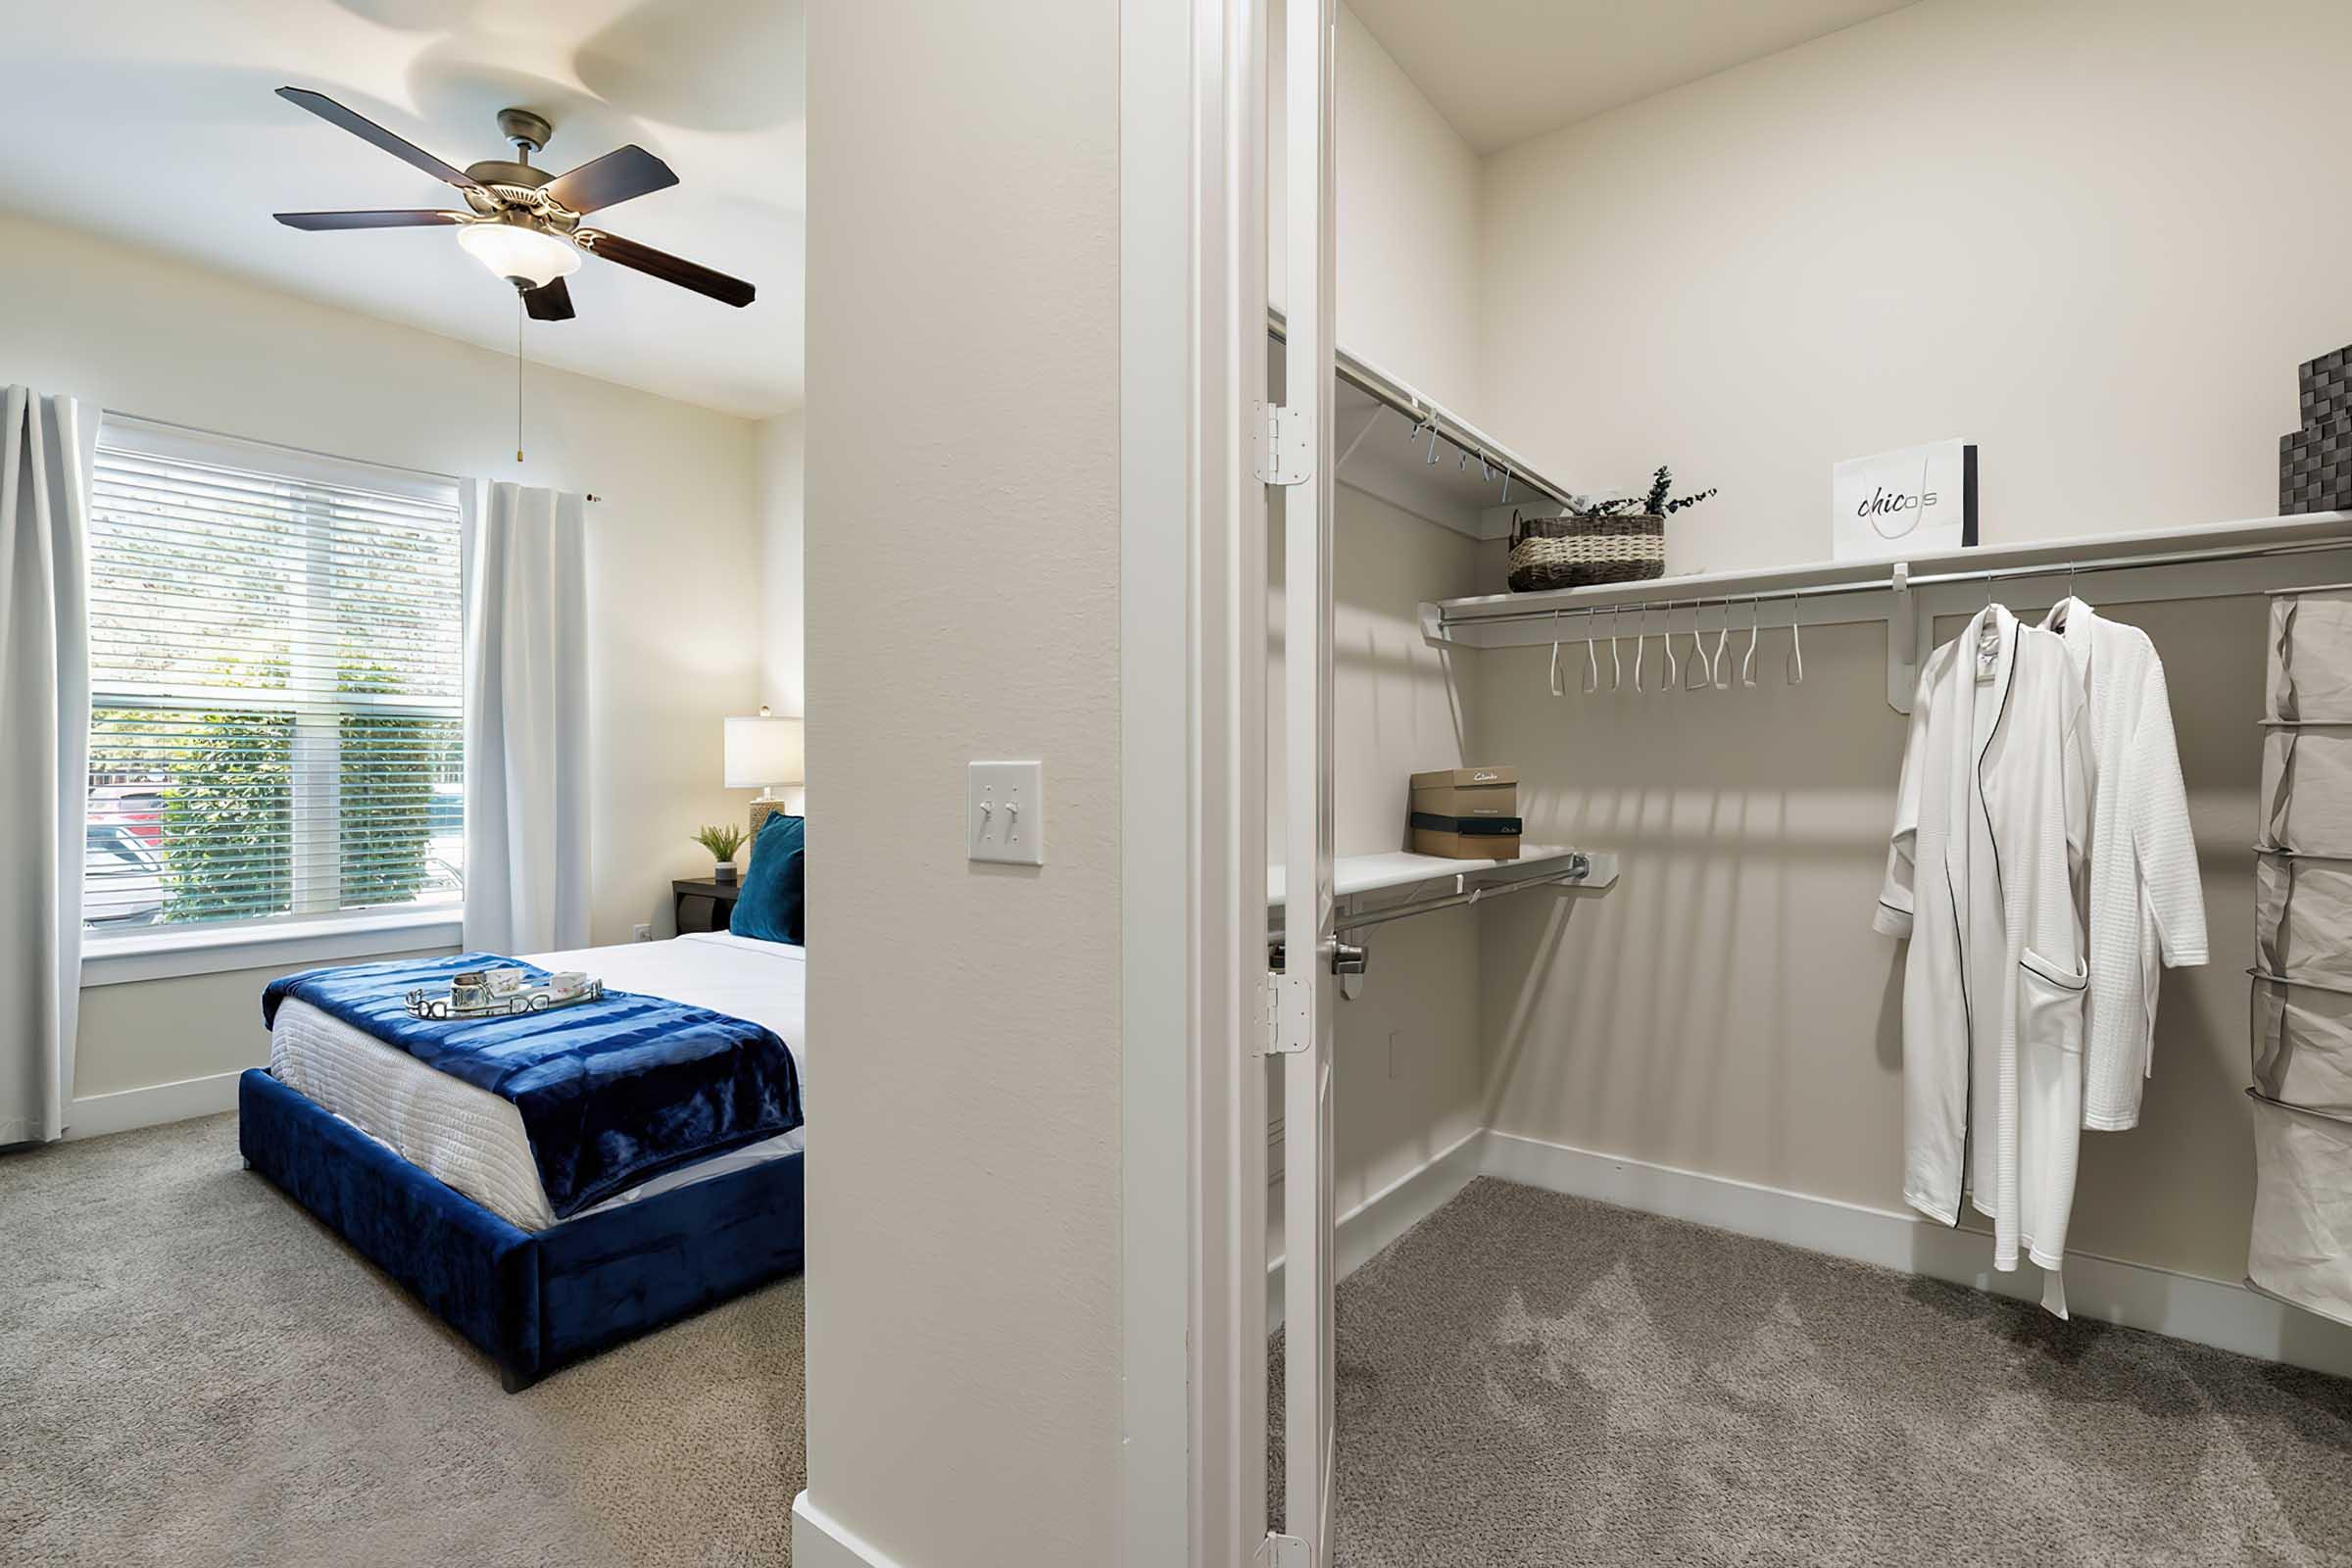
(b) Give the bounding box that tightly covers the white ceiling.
[0,0,805,418]
[1346,0,1918,155]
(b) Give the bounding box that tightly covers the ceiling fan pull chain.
[515,298,525,464]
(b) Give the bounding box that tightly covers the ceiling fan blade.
[273,209,465,230]
[522,276,577,321]
[542,145,678,216]
[577,229,755,308]
[275,86,483,193]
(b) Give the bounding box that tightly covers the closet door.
[1278,0,1338,1559]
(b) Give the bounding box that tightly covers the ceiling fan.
[270,86,755,321]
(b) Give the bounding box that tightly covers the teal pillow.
[729,814,805,945]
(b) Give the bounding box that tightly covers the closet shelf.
[1270,308,1577,540]
[1419,510,2352,714]
[1268,843,1617,912]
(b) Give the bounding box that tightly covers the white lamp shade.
[457,221,583,288]
[725,715,805,790]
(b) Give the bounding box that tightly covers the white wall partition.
[794,2,1132,1564]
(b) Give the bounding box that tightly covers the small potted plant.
[1508,465,1718,591]
[693,823,749,884]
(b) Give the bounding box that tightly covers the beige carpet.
[1,1113,804,1568]
[1274,1178,2352,1567]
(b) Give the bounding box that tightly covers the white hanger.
[1709,599,1733,690]
[1976,575,2003,676]
[1607,604,1623,692]
[1787,592,1805,685]
[1740,596,1761,687]
[1548,610,1565,699]
[1684,602,1712,691]
[1582,610,1600,695]
[2048,563,2082,629]
[1632,603,1650,693]
[1660,602,1681,692]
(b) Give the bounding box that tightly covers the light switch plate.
[967,760,1045,865]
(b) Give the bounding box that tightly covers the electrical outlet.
[632,923,653,942]
[967,760,1045,865]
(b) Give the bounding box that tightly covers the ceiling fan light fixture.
[270,91,755,315]
[456,220,581,289]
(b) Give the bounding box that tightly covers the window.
[83,418,465,941]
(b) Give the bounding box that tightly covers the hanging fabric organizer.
[2248,584,2352,1327]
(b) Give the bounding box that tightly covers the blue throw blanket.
[263,953,802,1221]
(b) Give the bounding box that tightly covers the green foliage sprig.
[1561,465,1718,519]
[1642,465,1718,516]
[694,823,748,863]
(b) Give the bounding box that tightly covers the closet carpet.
[1271,1178,2352,1568]
[0,1113,805,1568]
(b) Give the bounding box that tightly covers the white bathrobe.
[1875,606,2091,1302]
[2041,598,2209,1130]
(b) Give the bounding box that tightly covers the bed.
[237,930,808,1392]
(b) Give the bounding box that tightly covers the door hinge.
[1258,1533,1309,1568]
[1254,402,1313,487]
[1259,971,1311,1056]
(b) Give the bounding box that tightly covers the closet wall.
[1466,0,2352,1287]
[1272,0,1483,412]
[1270,492,1487,1221]
[1478,0,2350,568]
[1267,3,1497,1225]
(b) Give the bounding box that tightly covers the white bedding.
[268,931,808,1230]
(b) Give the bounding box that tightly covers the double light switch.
[967,760,1044,865]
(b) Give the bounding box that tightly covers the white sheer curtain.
[1,388,96,1145]
[462,481,590,955]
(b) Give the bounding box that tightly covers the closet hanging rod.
[1429,514,2352,637]
[1328,854,1595,937]
[1266,306,1577,511]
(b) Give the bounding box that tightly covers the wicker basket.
[1507,511,1666,592]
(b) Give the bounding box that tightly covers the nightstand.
[673,877,744,936]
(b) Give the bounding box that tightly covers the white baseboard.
[1267,1128,1485,1326]
[65,1069,242,1141]
[792,1493,917,1568]
[1265,1124,2352,1380]
[1479,1128,2352,1382]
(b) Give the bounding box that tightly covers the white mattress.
[269,931,808,1230]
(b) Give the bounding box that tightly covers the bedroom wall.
[756,409,807,721]
[0,215,767,1105]
[799,0,1123,1563]
[1465,0,2352,1294]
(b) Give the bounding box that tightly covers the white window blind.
[83,417,466,937]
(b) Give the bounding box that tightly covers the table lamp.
[725,708,804,847]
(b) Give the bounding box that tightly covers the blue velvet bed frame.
[237,1068,806,1392]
